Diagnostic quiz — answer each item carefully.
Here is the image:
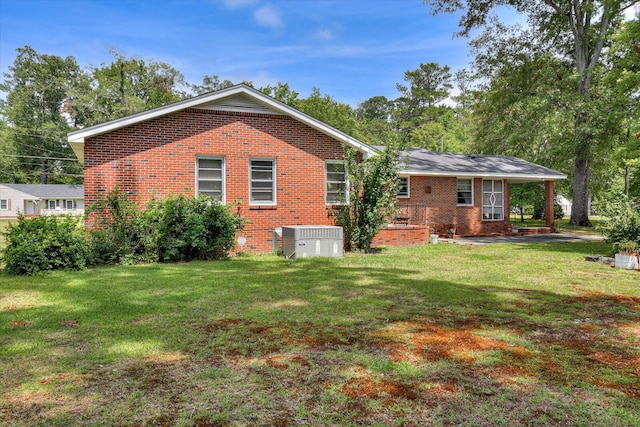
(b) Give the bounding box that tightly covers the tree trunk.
[570,132,592,226]
[569,58,593,227]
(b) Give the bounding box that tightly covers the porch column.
[545,180,554,228]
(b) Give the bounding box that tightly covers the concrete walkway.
[440,233,605,245]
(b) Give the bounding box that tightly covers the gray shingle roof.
[2,184,84,199]
[395,148,566,181]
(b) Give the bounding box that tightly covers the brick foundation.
[372,225,430,247]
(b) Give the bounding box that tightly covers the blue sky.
[1,0,507,106]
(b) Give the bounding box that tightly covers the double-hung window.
[457,179,473,205]
[65,200,74,210]
[0,199,7,210]
[396,177,409,198]
[250,159,276,205]
[197,157,225,202]
[326,161,347,204]
[48,200,57,210]
[482,180,504,220]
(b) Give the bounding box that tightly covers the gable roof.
[67,84,378,163]
[1,184,84,199]
[397,147,567,182]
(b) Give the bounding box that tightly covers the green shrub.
[149,195,244,262]
[1,214,91,275]
[613,240,639,255]
[597,198,640,252]
[88,189,245,264]
[87,188,157,265]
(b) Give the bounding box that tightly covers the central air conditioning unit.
[281,226,343,259]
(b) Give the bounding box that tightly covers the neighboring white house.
[556,194,572,217]
[0,184,84,218]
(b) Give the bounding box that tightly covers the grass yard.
[1,240,638,426]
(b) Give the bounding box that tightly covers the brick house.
[68,84,565,252]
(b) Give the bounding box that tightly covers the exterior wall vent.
[281,226,343,259]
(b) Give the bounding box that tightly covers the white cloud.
[254,4,284,30]
[312,28,334,42]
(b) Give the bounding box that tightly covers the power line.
[0,154,79,161]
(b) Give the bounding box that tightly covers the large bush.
[597,197,640,252]
[88,190,245,264]
[149,195,244,262]
[1,214,91,275]
[87,188,157,265]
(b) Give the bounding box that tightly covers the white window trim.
[0,199,7,210]
[65,200,74,210]
[482,179,504,221]
[457,178,474,206]
[397,177,410,198]
[196,156,226,203]
[326,160,348,205]
[249,158,276,206]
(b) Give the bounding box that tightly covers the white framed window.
[197,156,225,202]
[0,199,7,210]
[250,158,276,205]
[48,200,57,210]
[482,180,504,220]
[65,200,74,210]
[457,178,473,205]
[326,160,347,205]
[396,177,409,198]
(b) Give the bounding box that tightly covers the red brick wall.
[398,176,511,236]
[84,109,346,252]
[372,225,430,247]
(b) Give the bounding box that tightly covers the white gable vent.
[281,226,343,259]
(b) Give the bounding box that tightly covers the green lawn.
[1,240,638,426]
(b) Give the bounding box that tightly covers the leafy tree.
[260,82,300,106]
[0,46,83,183]
[295,87,361,137]
[395,62,453,137]
[355,96,398,145]
[71,49,187,127]
[333,143,400,252]
[424,0,639,226]
[606,19,640,202]
[190,74,234,95]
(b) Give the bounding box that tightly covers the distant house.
[0,184,84,218]
[67,84,566,252]
[556,194,572,217]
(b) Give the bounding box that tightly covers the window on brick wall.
[396,177,409,198]
[250,159,276,205]
[0,199,7,210]
[457,178,473,205]
[197,157,225,202]
[482,180,504,220]
[326,161,347,205]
